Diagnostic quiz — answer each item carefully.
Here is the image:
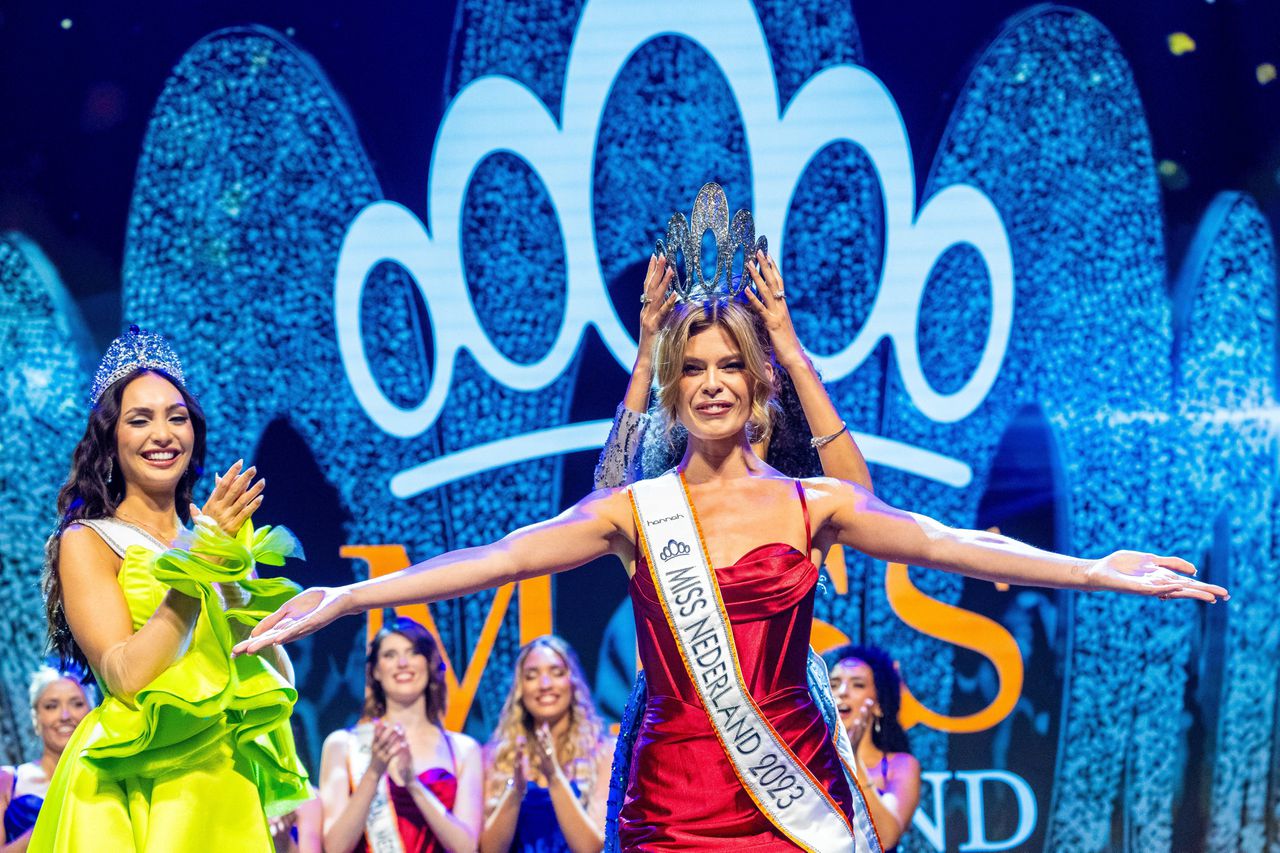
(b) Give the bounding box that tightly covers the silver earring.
[106,463,113,484]
[873,717,882,737]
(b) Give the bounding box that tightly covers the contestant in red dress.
[236,191,1225,852]
[621,484,854,849]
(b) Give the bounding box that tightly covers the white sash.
[808,650,886,852]
[630,472,863,853]
[79,517,167,557]
[347,723,406,853]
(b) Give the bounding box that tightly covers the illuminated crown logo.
[655,183,768,302]
[659,539,692,561]
[90,324,187,405]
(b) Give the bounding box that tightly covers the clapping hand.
[192,459,265,535]
[370,720,410,780]
[846,698,875,747]
[385,725,414,787]
[532,723,562,782]
[509,736,531,800]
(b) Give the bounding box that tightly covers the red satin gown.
[619,483,856,850]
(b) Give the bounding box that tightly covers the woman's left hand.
[1085,550,1227,602]
[386,726,414,787]
[533,723,562,782]
[743,250,805,369]
[196,459,265,535]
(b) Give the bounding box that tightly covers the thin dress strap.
[439,725,458,776]
[793,480,811,553]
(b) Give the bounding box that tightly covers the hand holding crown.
[743,249,807,371]
[638,254,677,355]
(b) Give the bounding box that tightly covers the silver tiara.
[655,182,767,302]
[90,324,186,405]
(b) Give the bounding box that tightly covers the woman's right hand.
[509,737,530,800]
[370,720,409,778]
[637,254,677,356]
[232,586,351,655]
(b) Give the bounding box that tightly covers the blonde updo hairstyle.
[28,664,96,735]
[653,297,780,446]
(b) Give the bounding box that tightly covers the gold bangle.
[810,422,848,450]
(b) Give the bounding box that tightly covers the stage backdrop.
[2,1,1278,851]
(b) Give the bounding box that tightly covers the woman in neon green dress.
[29,326,309,852]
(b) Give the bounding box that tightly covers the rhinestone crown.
[90,324,187,405]
[655,182,768,302]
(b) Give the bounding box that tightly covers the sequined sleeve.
[593,404,649,489]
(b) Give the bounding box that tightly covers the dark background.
[3,4,1277,848]
[3,0,1277,355]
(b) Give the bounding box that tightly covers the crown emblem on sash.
[655,183,768,302]
[659,539,692,561]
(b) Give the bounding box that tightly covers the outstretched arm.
[813,480,1227,601]
[743,252,873,491]
[235,489,634,654]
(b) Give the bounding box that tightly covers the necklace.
[113,509,178,545]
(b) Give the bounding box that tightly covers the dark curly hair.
[42,368,207,670]
[363,615,448,724]
[822,643,912,755]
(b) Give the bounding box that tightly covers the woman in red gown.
[621,479,849,848]
[236,272,1224,851]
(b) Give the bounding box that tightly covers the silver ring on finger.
[640,294,651,305]
[773,290,785,300]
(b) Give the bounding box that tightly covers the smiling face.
[371,631,430,706]
[114,372,194,497]
[828,657,879,735]
[34,678,90,755]
[654,299,777,448]
[676,324,755,442]
[519,645,573,726]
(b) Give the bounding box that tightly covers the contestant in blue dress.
[481,637,614,853]
[1,667,95,848]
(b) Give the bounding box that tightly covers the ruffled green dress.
[29,518,310,852]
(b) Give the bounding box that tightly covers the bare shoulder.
[59,522,120,566]
[799,476,873,513]
[321,727,353,758]
[446,729,482,760]
[579,485,634,523]
[887,751,921,778]
[572,485,640,550]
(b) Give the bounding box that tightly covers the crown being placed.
[655,183,767,302]
[658,539,692,562]
[90,324,187,405]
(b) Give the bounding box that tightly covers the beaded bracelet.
[810,421,849,449]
